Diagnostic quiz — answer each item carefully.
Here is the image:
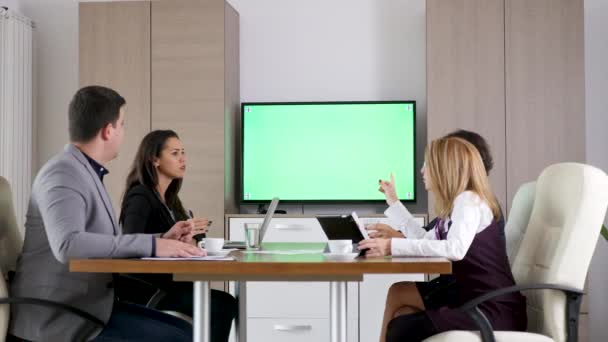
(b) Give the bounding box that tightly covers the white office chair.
[505,181,536,265]
[0,176,104,342]
[0,176,22,341]
[424,163,608,342]
[0,272,6,342]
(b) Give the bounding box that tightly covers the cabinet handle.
[273,224,310,230]
[273,324,312,332]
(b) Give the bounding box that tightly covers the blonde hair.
[425,137,501,221]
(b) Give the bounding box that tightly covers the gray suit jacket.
[9,144,154,341]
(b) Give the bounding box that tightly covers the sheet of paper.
[351,211,369,239]
[242,249,324,255]
[141,256,234,261]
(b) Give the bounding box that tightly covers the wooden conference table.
[70,242,451,342]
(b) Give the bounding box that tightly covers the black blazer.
[117,184,182,293]
[120,184,178,235]
[120,183,206,241]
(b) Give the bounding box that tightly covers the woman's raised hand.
[378,173,399,205]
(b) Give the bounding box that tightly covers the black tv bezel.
[239,100,417,204]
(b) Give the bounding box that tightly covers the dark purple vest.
[426,217,527,332]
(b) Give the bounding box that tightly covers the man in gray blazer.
[9,86,204,341]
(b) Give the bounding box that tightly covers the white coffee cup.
[327,239,353,254]
[202,238,224,253]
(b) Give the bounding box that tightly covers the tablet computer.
[316,212,369,255]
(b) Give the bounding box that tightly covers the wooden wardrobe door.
[505,0,585,211]
[152,0,237,234]
[427,0,507,214]
[79,2,151,214]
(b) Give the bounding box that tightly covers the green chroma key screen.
[241,102,416,202]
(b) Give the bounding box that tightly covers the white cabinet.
[228,217,327,242]
[246,318,329,342]
[246,282,328,318]
[225,214,427,342]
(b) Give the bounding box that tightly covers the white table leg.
[235,281,247,342]
[330,281,347,342]
[194,280,210,342]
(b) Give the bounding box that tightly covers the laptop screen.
[259,197,279,242]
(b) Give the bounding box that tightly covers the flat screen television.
[241,101,416,203]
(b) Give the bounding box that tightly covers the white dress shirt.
[386,191,494,261]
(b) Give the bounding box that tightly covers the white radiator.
[0,8,33,233]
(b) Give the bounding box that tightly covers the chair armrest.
[459,283,583,342]
[0,296,104,326]
[461,283,583,311]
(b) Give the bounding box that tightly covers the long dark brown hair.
[120,130,188,223]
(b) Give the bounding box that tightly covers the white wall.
[19,0,77,170]
[234,0,426,104]
[0,0,21,12]
[585,0,608,341]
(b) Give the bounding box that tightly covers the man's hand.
[378,173,399,205]
[155,238,206,257]
[367,223,404,239]
[358,238,392,258]
[162,221,193,241]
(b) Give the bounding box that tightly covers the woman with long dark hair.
[116,130,237,342]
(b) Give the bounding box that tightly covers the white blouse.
[386,191,494,261]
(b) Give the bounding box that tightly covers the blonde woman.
[358,137,527,342]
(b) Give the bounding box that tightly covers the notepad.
[141,256,234,261]
[242,249,324,255]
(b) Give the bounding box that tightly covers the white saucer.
[206,250,234,257]
[323,252,359,261]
